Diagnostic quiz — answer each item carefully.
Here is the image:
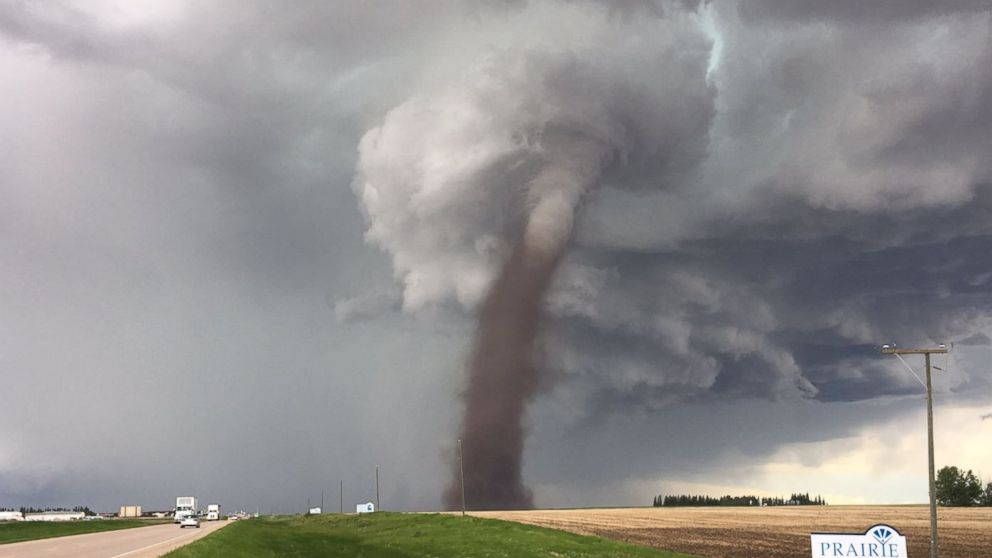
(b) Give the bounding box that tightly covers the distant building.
[119,506,142,518]
[24,511,85,522]
[0,511,23,521]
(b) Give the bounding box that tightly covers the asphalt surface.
[0,519,228,558]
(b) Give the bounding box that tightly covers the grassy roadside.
[0,519,170,545]
[164,512,697,558]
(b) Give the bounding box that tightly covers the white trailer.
[207,504,221,521]
[175,496,197,522]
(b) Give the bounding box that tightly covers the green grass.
[0,519,169,545]
[163,513,695,558]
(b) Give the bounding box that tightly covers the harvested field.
[473,506,992,558]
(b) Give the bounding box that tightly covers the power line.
[881,343,948,558]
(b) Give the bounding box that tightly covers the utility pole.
[321,489,324,513]
[458,438,466,516]
[340,480,343,514]
[881,344,948,558]
[375,465,380,511]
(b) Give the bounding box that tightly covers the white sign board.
[356,502,375,514]
[811,524,907,558]
[309,507,321,515]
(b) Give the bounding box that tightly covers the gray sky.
[2,0,991,513]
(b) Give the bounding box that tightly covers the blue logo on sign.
[871,527,893,545]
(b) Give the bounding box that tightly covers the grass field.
[163,512,696,557]
[475,506,992,558]
[0,519,168,545]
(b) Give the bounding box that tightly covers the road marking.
[107,529,199,558]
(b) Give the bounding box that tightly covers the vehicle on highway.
[174,496,198,523]
[207,503,221,520]
[179,516,200,529]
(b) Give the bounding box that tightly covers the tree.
[935,466,983,506]
[982,481,992,507]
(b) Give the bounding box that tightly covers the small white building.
[25,511,85,522]
[0,511,23,521]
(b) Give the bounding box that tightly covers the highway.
[0,519,228,558]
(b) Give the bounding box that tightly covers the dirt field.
[472,506,992,558]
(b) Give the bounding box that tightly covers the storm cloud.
[2,0,991,513]
[353,0,992,411]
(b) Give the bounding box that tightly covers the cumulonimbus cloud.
[353,0,992,418]
[354,6,716,507]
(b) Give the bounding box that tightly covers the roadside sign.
[357,502,375,514]
[811,524,907,557]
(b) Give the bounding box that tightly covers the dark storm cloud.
[527,397,914,485]
[3,0,992,514]
[547,207,992,411]
[738,0,991,24]
[959,332,992,346]
[353,0,992,417]
[343,0,992,507]
[0,0,468,513]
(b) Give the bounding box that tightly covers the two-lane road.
[0,520,228,558]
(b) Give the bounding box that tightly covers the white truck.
[206,504,221,521]
[174,496,198,523]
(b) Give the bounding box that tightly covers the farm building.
[0,511,23,521]
[24,511,85,521]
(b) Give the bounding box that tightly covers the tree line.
[13,506,95,515]
[936,466,992,506]
[653,492,826,507]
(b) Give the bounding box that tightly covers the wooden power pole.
[881,344,948,558]
[458,438,466,516]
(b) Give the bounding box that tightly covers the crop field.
[473,506,992,558]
